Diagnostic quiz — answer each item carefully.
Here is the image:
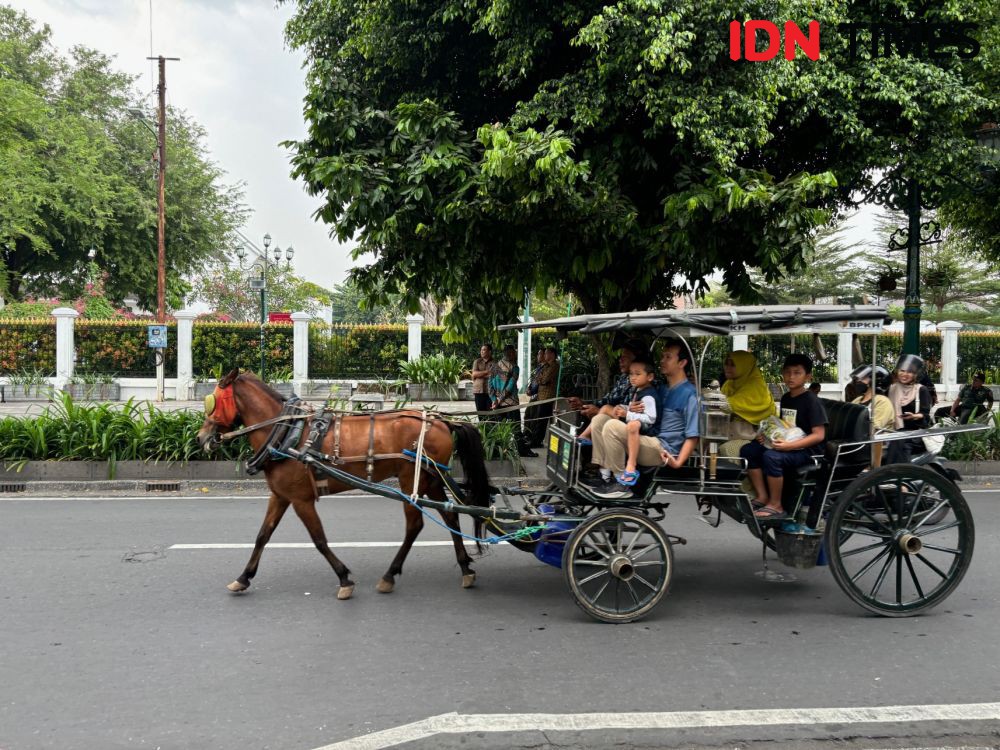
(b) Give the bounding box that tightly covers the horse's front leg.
[228,492,290,592]
[291,497,356,600]
[377,503,423,593]
[439,507,477,588]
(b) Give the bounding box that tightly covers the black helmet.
[851,364,890,395]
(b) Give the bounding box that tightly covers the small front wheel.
[826,464,974,616]
[562,509,673,623]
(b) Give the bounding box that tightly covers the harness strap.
[366,413,376,482]
[333,413,343,462]
[411,413,430,500]
[220,413,308,442]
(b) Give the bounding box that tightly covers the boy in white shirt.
[617,360,658,486]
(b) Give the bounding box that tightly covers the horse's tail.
[447,421,492,543]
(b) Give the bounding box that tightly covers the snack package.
[757,415,805,448]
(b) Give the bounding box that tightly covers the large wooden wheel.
[562,509,673,623]
[825,464,974,616]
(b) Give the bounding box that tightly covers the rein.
[219,413,310,442]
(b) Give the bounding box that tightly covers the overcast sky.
[9,0,882,299]
[8,0,357,292]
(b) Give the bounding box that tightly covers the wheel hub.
[896,532,922,555]
[609,554,635,581]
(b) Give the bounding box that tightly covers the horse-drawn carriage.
[197,305,988,623]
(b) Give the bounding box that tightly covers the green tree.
[283,0,991,361]
[746,223,868,304]
[192,262,331,322]
[328,277,407,324]
[0,6,247,310]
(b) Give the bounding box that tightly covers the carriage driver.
[583,340,700,499]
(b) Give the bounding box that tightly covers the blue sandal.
[577,437,593,446]
[617,470,640,486]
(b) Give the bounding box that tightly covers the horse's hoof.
[375,578,394,594]
[227,580,248,593]
[462,573,476,589]
[337,584,355,600]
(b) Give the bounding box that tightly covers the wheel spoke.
[629,544,660,561]
[841,539,891,558]
[915,519,960,537]
[903,481,929,527]
[874,484,895,524]
[904,553,925,599]
[895,554,902,604]
[869,549,896,599]
[590,578,610,602]
[624,527,642,556]
[597,529,616,557]
[616,520,624,553]
[915,553,949,580]
[919,543,961,555]
[838,525,891,540]
[577,568,610,586]
[631,572,658,592]
[848,501,895,536]
[572,559,608,567]
[911,500,948,532]
[623,580,641,606]
[850,544,892,583]
[583,538,610,559]
[632,560,663,568]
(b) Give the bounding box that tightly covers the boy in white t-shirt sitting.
[617,359,658,486]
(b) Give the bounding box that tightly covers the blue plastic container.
[532,504,578,569]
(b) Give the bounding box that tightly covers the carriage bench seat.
[794,398,872,480]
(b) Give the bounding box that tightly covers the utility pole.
[147,55,179,401]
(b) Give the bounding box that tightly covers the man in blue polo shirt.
[585,340,700,498]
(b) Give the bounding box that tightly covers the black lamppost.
[863,123,999,355]
[235,234,294,380]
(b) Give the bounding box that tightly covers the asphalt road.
[1,489,999,750]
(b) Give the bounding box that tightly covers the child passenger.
[616,359,658,486]
[740,353,827,520]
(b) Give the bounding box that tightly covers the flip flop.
[753,506,787,520]
[751,499,767,510]
[617,470,640,487]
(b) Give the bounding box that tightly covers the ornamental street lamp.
[235,234,294,380]
[862,124,999,355]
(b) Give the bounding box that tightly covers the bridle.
[203,381,309,443]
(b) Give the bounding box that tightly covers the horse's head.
[197,369,242,453]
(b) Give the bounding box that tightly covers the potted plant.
[267,367,295,397]
[67,371,120,401]
[193,364,225,399]
[4,368,54,401]
[399,353,464,401]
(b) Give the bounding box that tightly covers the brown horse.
[195,370,492,599]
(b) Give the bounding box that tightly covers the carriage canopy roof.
[498,305,891,338]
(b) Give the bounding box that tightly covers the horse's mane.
[235,373,289,403]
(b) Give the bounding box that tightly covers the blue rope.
[402,449,451,471]
[267,446,541,545]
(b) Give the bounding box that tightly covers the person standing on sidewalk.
[471,344,494,414]
[525,347,559,448]
[489,344,536,457]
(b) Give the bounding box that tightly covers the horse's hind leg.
[291,497,356,600]
[377,503,423,593]
[228,492,290,593]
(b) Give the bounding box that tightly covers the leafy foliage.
[397,353,465,385]
[282,0,993,342]
[0,393,250,464]
[0,7,247,309]
[191,262,331,322]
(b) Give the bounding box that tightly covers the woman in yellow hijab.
[721,350,777,431]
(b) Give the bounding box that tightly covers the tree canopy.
[192,260,331,322]
[0,6,247,311]
[283,0,995,340]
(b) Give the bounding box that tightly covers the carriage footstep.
[462,573,476,589]
[337,584,355,600]
[375,578,394,594]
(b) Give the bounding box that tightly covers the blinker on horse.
[196,370,492,599]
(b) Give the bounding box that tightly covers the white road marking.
[169,541,505,550]
[313,703,1000,750]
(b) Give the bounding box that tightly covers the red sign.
[267,311,292,323]
[729,20,820,61]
